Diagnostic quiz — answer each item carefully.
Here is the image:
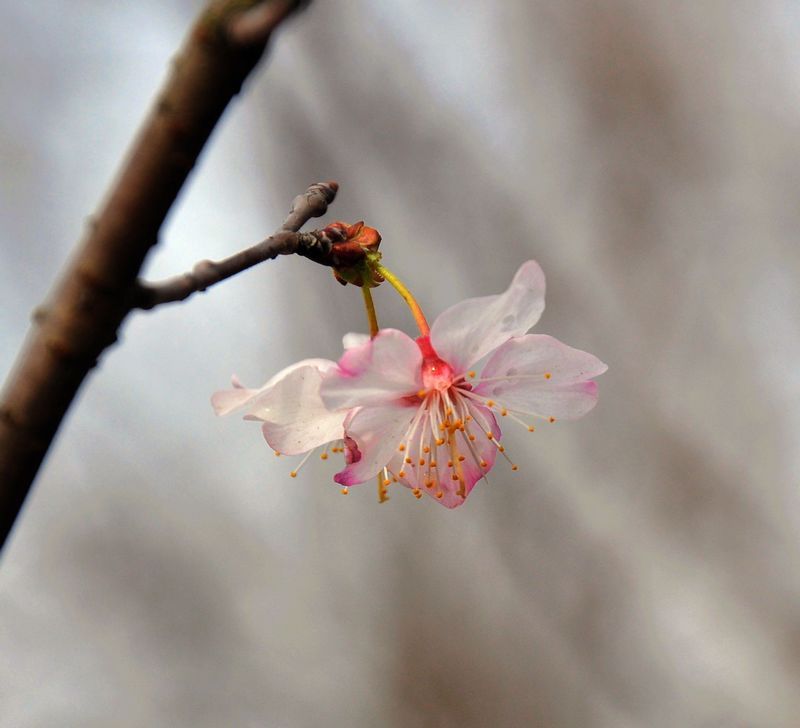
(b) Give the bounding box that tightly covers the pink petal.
[321,329,423,410]
[333,403,418,486]
[474,335,607,420]
[422,404,500,509]
[430,260,546,374]
[369,397,500,509]
[212,359,343,455]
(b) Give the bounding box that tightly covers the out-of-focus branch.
[0,0,311,553]
[134,181,339,309]
[227,0,311,45]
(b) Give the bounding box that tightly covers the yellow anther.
[451,473,459,481]
[468,434,476,441]
[405,456,412,464]
[398,443,406,451]
[430,460,437,468]
[498,445,505,453]
[436,491,444,499]
[500,408,508,417]
[418,458,426,466]
[398,470,406,479]
[458,455,465,462]
[320,452,328,460]
[511,465,519,472]
[274,450,281,456]
[544,372,552,380]
[480,460,488,468]
[549,416,556,423]
[425,479,435,488]
[435,438,445,446]
[412,488,422,499]
[341,487,349,494]
[528,425,536,432]
[486,432,494,440]
[439,423,446,431]
[447,460,453,468]
[486,400,495,408]
[423,445,430,454]
[468,371,476,379]
[445,408,453,417]
[417,389,427,398]
[290,471,298,478]
[383,478,392,487]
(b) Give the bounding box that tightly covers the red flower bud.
[322,220,383,287]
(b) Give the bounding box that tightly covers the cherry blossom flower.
[320,261,607,508]
[212,357,354,482]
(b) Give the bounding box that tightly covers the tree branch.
[0,0,311,553]
[134,181,339,309]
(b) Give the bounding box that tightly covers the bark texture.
[0,0,309,550]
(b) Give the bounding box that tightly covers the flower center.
[417,336,454,392]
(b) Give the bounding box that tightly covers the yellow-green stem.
[361,286,380,338]
[374,263,430,336]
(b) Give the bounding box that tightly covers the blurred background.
[2,1,800,725]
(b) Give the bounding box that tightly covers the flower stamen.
[289,447,317,478]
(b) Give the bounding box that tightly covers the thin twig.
[134,181,339,309]
[0,0,310,553]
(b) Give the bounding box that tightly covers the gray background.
[2,1,800,726]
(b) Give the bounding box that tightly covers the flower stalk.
[361,286,380,338]
[373,263,430,336]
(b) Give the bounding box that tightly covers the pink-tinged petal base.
[337,380,502,508]
[401,403,500,509]
[430,260,546,374]
[474,334,607,420]
[322,328,423,410]
[333,404,418,486]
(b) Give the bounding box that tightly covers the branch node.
[31,306,48,325]
[192,260,220,290]
[133,180,339,309]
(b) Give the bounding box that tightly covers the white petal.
[211,383,262,417]
[254,366,345,454]
[430,260,546,373]
[212,359,336,416]
[342,332,370,350]
[212,359,342,455]
[474,335,607,420]
[333,404,418,486]
[321,329,423,410]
